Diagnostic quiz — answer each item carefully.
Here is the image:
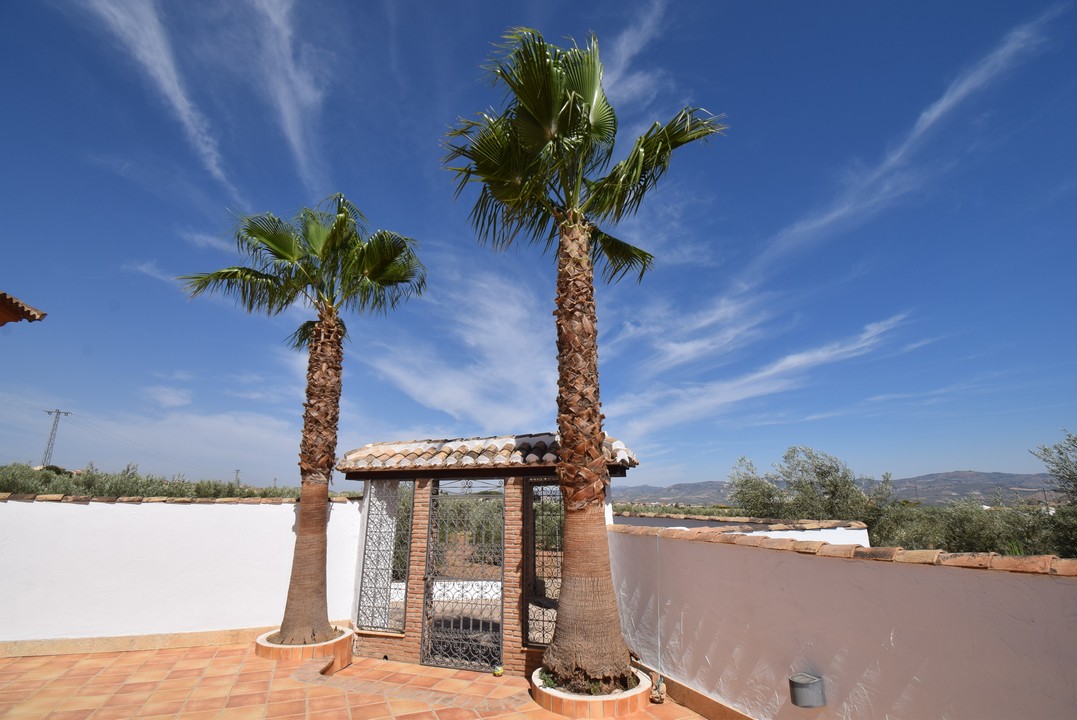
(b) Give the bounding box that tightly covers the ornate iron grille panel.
[421,478,504,670]
[528,481,562,645]
[356,480,413,633]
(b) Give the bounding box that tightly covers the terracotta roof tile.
[938,552,996,569]
[760,537,798,551]
[1050,558,1077,576]
[816,543,862,558]
[337,432,638,474]
[895,549,943,565]
[0,291,46,325]
[989,555,1055,574]
[792,540,828,554]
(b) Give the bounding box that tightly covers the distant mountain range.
[612,471,1055,506]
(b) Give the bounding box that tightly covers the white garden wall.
[610,527,1077,720]
[0,499,362,643]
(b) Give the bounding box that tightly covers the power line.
[41,409,72,466]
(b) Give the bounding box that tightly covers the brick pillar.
[500,477,525,675]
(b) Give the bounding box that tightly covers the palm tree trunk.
[273,308,343,645]
[542,218,634,692]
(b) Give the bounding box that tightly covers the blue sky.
[2,0,1074,489]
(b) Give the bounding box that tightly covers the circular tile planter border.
[530,667,652,718]
[254,626,354,675]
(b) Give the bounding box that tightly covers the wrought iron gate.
[421,478,504,670]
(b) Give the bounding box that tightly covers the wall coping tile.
[608,524,1069,577]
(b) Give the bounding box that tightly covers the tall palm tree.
[182,195,425,645]
[445,29,724,691]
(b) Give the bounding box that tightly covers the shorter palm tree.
[182,194,425,644]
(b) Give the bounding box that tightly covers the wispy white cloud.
[143,385,192,408]
[246,0,331,195]
[606,292,772,375]
[603,0,667,108]
[606,313,906,438]
[365,272,557,433]
[80,0,242,202]
[179,229,234,254]
[747,4,1064,278]
[123,260,181,288]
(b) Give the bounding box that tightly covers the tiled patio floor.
[0,643,704,719]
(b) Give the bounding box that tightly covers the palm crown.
[445,28,726,281]
[182,194,425,343]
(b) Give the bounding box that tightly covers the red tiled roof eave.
[0,292,46,326]
[337,432,638,478]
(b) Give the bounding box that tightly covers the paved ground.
[0,643,704,719]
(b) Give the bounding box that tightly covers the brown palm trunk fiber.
[542,218,634,692]
[272,309,343,645]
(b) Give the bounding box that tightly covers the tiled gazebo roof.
[337,432,638,479]
[0,292,46,326]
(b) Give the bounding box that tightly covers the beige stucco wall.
[610,529,1077,720]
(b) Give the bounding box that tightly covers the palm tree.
[445,29,723,692]
[182,195,425,645]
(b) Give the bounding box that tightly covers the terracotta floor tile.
[218,705,268,719]
[348,700,393,718]
[308,693,348,711]
[306,708,352,720]
[389,698,433,714]
[225,691,269,708]
[43,709,95,720]
[431,678,469,693]
[406,674,443,689]
[102,690,149,707]
[231,679,271,695]
[265,698,308,717]
[172,711,219,720]
[398,711,441,720]
[182,694,230,712]
[144,687,192,704]
[136,698,186,716]
[267,687,307,703]
[55,694,113,711]
[435,708,481,720]
[91,705,151,720]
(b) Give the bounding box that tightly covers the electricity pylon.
[41,409,72,466]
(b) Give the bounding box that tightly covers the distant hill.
[612,472,1054,506]
[610,480,730,505]
[888,471,1053,505]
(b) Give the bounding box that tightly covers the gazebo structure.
[0,292,46,326]
[337,433,637,677]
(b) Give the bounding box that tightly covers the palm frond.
[339,230,426,315]
[240,214,302,264]
[445,111,560,250]
[179,266,298,315]
[585,108,727,223]
[560,35,616,166]
[591,229,655,283]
